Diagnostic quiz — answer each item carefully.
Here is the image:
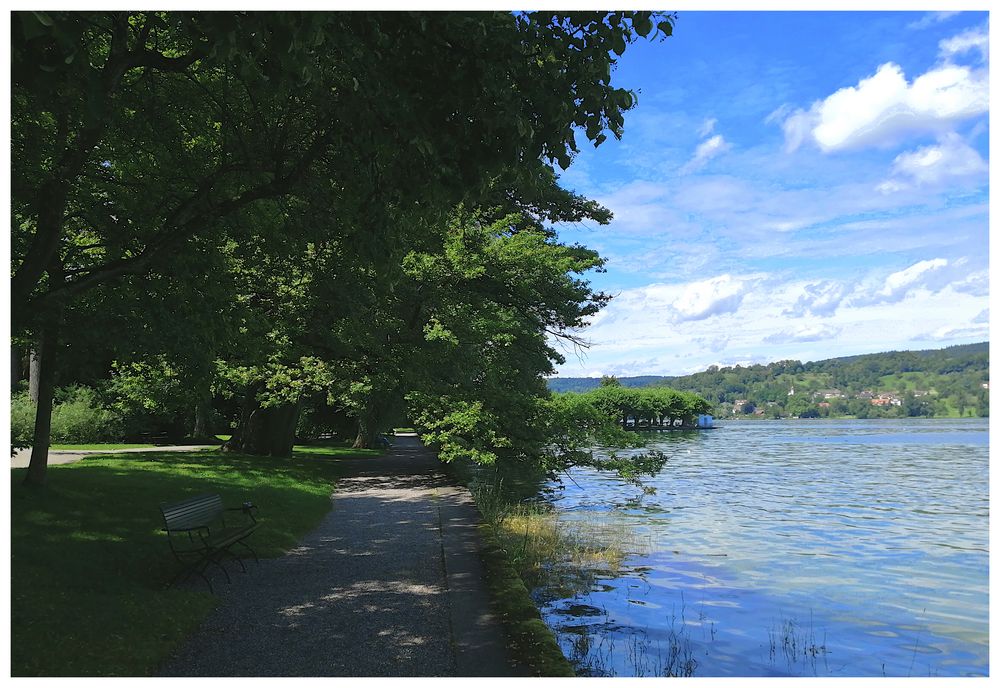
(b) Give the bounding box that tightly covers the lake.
[534,418,989,677]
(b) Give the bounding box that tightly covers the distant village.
[728,382,989,418]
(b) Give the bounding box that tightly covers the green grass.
[292,440,383,458]
[476,523,576,677]
[49,443,157,450]
[11,444,376,677]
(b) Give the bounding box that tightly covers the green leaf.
[31,11,54,27]
[611,32,626,56]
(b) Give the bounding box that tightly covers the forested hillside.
[548,343,989,418]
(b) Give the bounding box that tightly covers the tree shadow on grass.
[10,449,347,677]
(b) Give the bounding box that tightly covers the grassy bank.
[10,442,377,676]
[438,455,641,677]
[473,495,644,677]
[475,522,577,677]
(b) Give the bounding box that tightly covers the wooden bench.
[160,493,259,592]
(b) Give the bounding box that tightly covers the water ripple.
[540,419,989,677]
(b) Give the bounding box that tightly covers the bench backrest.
[161,493,224,531]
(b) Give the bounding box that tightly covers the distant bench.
[160,493,259,592]
[133,431,171,445]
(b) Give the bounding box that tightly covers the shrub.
[102,359,196,439]
[49,386,122,443]
[10,386,123,445]
[10,391,35,446]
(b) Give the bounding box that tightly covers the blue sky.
[551,10,990,378]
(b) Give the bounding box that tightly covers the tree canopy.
[11,10,677,486]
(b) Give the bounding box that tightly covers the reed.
[471,479,648,591]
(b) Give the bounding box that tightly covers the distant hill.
[546,375,666,393]
[547,342,989,419]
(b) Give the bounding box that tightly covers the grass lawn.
[10,441,381,677]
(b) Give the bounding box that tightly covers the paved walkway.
[158,435,521,677]
[10,444,218,468]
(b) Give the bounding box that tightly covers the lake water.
[535,418,989,677]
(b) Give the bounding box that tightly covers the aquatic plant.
[767,613,828,675]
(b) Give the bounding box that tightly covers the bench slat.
[161,494,223,529]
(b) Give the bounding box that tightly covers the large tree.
[12,11,675,481]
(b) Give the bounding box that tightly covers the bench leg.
[221,546,248,573]
[168,557,215,593]
[206,551,232,584]
[235,539,258,564]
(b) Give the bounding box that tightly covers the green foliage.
[10,444,355,675]
[543,386,712,489]
[49,386,121,443]
[10,392,36,447]
[12,10,676,464]
[12,387,122,445]
[102,359,195,437]
[476,524,577,676]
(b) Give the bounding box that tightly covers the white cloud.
[681,134,731,173]
[558,267,990,377]
[764,324,842,344]
[877,258,949,300]
[694,335,731,353]
[951,269,989,297]
[698,117,718,138]
[671,274,757,322]
[764,103,792,125]
[783,280,852,318]
[782,61,988,153]
[850,258,963,306]
[916,323,990,341]
[877,132,988,193]
[972,309,989,324]
[907,11,960,31]
[939,26,989,60]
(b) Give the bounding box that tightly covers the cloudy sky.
[552,10,990,378]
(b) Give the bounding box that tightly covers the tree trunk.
[28,347,41,404]
[352,397,385,449]
[11,345,22,392]
[224,387,300,457]
[192,396,212,439]
[24,322,61,487]
[352,416,377,449]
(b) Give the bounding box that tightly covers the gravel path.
[158,435,520,677]
[10,445,218,468]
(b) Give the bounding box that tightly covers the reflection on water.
[535,419,989,677]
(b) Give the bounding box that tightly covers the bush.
[10,392,35,446]
[10,386,122,445]
[102,359,196,440]
[50,386,122,443]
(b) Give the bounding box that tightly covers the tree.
[13,10,677,480]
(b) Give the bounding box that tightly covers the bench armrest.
[164,523,210,534]
[226,502,258,523]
